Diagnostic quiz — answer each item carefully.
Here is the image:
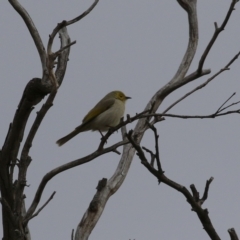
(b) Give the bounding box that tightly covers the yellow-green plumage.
[56,91,130,146]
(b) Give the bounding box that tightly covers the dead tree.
[0,0,239,240]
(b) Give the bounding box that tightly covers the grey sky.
[1,1,240,239]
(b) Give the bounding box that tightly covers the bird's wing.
[82,98,115,124]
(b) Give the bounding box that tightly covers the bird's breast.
[91,99,125,131]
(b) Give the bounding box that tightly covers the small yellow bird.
[56,90,131,146]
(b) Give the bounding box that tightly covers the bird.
[56,90,131,146]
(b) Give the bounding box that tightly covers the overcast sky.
[1,1,240,239]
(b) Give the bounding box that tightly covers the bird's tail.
[56,129,81,146]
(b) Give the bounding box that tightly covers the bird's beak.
[125,96,131,100]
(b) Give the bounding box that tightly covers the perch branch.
[97,110,150,150]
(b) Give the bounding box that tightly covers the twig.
[147,124,162,173]
[198,0,239,72]
[142,147,155,167]
[71,229,74,240]
[112,149,121,155]
[218,100,240,113]
[24,191,56,223]
[145,108,240,122]
[66,0,100,26]
[215,93,236,113]
[126,131,148,165]
[53,41,76,58]
[201,177,214,203]
[190,177,213,207]
[190,184,200,202]
[228,228,239,240]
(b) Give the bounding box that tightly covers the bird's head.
[113,91,131,102]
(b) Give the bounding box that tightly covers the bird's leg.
[99,130,104,138]
[99,130,108,145]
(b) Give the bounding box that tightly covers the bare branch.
[24,139,128,224]
[8,0,47,73]
[164,51,240,114]
[128,127,221,240]
[129,96,240,124]
[173,0,239,90]
[47,0,99,54]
